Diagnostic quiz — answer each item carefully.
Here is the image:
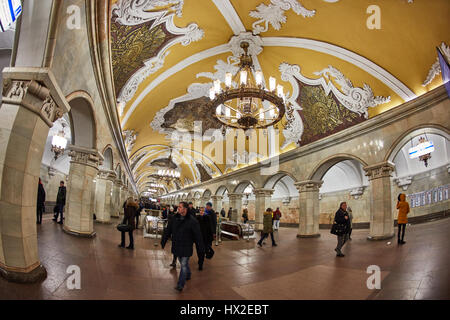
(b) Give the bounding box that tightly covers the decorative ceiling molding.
[211,0,246,35]
[250,0,315,35]
[279,62,390,148]
[422,42,450,87]
[123,129,138,155]
[262,37,417,101]
[122,44,230,126]
[150,33,263,139]
[112,0,204,104]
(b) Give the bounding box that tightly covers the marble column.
[211,195,223,212]
[295,180,323,238]
[254,189,274,231]
[111,179,121,218]
[0,70,69,283]
[120,185,126,215]
[364,161,395,240]
[94,170,116,223]
[227,193,243,222]
[63,146,102,237]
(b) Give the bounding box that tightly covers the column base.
[297,233,321,238]
[94,219,112,224]
[367,233,394,241]
[0,264,47,283]
[63,226,96,238]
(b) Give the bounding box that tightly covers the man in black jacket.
[53,181,66,224]
[36,178,46,224]
[196,207,214,271]
[161,202,205,292]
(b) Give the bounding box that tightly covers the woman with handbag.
[118,197,138,250]
[332,202,350,257]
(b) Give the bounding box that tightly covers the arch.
[101,145,114,170]
[263,171,298,189]
[66,91,97,149]
[233,180,256,194]
[215,185,229,196]
[308,154,369,181]
[193,191,201,199]
[202,189,212,199]
[384,124,450,162]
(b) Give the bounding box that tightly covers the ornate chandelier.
[209,41,288,130]
[51,123,68,160]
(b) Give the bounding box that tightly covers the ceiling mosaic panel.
[111,21,179,97]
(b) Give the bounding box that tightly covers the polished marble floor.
[0,215,449,300]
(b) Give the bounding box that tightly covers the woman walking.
[257,208,277,247]
[396,193,410,245]
[118,197,138,250]
[333,202,350,257]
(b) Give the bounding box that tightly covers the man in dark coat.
[161,202,204,292]
[204,202,217,237]
[36,178,46,224]
[333,202,350,257]
[119,198,138,249]
[53,181,66,224]
[196,207,214,271]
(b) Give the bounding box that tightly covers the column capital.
[211,195,223,201]
[253,188,275,196]
[68,145,104,170]
[98,169,117,181]
[295,180,323,192]
[2,68,70,127]
[227,193,244,200]
[364,161,395,180]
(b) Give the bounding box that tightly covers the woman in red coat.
[396,193,410,245]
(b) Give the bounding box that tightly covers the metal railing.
[243,221,256,242]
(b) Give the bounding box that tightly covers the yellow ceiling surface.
[110,0,450,195]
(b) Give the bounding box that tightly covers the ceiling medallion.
[208,41,289,130]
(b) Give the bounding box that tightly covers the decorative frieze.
[98,169,117,181]
[364,161,395,181]
[253,188,275,197]
[350,187,365,199]
[394,176,412,191]
[68,146,103,170]
[295,180,323,193]
[2,80,64,127]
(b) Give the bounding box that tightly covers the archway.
[387,127,449,220]
[263,173,298,227]
[300,155,368,238]
[0,69,70,282]
[63,93,100,237]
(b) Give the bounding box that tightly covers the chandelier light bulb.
[269,77,276,92]
[51,134,67,149]
[216,105,222,115]
[277,84,284,97]
[214,79,221,94]
[240,70,247,85]
[209,87,215,100]
[255,71,263,86]
[225,73,232,87]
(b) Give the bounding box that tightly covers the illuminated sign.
[408,141,434,159]
[0,0,22,32]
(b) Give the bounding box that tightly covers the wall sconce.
[51,123,68,160]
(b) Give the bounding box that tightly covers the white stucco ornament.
[112,0,204,104]
[279,62,390,148]
[250,0,315,35]
[423,42,450,87]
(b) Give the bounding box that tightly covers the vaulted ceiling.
[109,0,450,195]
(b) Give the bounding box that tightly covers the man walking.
[53,181,66,224]
[161,202,205,292]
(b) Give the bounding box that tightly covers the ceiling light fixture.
[209,41,290,130]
